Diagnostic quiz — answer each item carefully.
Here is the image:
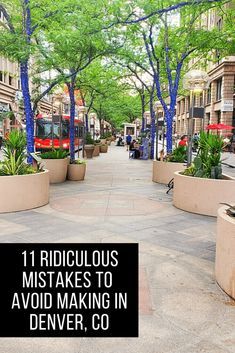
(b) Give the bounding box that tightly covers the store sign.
[221,100,233,112]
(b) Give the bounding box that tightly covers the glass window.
[127,127,135,135]
[216,78,222,101]
[216,111,221,124]
[207,84,211,104]
[199,92,203,106]
[9,76,13,86]
[36,121,69,139]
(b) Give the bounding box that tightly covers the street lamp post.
[183,70,210,167]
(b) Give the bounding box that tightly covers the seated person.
[178,135,187,147]
[116,136,124,146]
[130,140,140,159]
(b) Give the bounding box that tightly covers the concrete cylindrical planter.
[93,144,100,157]
[215,206,235,299]
[173,172,235,217]
[0,170,49,213]
[41,158,68,184]
[100,144,108,153]
[152,160,185,184]
[84,145,95,159]
[100,139,106,144]
[67,164,86,181]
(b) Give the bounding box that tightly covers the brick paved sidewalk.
[0,143,234,353]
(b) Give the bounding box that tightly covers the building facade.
[176,57,235,136]
[175,5,235,137]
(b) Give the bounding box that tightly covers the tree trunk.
[150,88,156,159]
[20,60,34,163]
[141,93,145,132]
[67,76,76,162]
[85,113,89,133]
[164,109,174,153]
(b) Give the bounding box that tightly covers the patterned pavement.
[0,144,234,353]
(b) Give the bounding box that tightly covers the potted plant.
[40,149,68,184]
[84,132,95,158]
[105,132,112,145]
[173,131,235,216]
[93,139,101,157]
[0,130,49,213]
[215,204,235,299]
[152,145,187,184]
[67,159,86,181]
[100,134,107,144]
[100,143,108,153]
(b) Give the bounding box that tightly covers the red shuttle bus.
[35,114,84,151]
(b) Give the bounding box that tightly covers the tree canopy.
[0,0,234,157]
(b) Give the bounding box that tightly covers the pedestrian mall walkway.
[0,143,234,353]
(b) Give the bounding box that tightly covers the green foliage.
[78,61,142,129]
[0,111,15,122]
[183,132,224,179]
[40,149,68,159]
[100,132,112,139]
[71,159,86,165]
[85,133,94,145]
[166,145,187,163]
[0,130,36,176]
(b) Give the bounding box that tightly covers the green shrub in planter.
[166,145,187,163]
[182,131,224,179]
[70,159,86,165]
[0,130,39,176]
[85,133,94,145]
[40,149,68,159]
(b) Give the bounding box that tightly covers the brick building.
[175,5,235,137]
[176,57,235,136]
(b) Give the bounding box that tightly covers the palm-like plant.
[0,130,35,176]
[183,131,224,179]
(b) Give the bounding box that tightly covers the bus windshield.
[36,120,69,139]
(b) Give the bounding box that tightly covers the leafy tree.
[76,61,142,132]
[108,0,234,153]
[0,0,69,162]
[36,2,127,161]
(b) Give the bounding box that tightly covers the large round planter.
[152,160,185,184]
[41,158,68,184]
[0,170,49,213]
[93,144,100,157]
[67,164,86,181]
[84,145,95,159]
[100,144,108,153]
[215,206,235,299]
[173,172,235,217]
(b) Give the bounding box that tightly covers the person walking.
[126,133,132,151]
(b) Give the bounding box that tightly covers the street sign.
[221,100,233,112]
